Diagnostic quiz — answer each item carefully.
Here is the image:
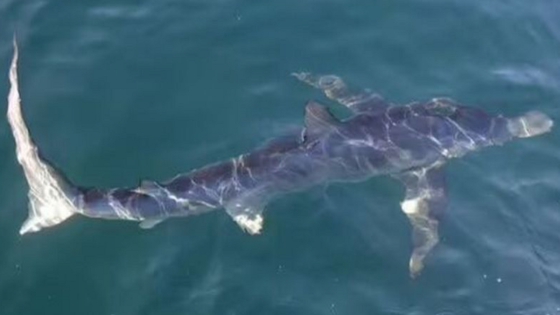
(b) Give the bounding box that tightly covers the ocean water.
[1,0,560,314]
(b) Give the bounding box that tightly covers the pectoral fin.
[394,165,447,278]
[292,72,388,114]
[225,199,265,235]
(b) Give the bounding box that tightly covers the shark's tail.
[7,39,81,235]
[508,110,554,138]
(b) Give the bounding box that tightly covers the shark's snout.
[508,111,554,138]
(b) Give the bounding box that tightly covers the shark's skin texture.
[7,41,553,277]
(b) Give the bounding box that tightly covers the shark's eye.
[426,98,457,117]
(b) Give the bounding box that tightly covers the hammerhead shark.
[7,41,553,276]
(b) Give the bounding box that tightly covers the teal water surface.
[1,1,560,314]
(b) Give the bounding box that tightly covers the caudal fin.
[7,38,80,234]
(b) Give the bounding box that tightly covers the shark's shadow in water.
[7,40,553,277]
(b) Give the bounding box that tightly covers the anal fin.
[139,219,165,229]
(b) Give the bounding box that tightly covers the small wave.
[492,66,558,89]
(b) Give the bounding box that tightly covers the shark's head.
[506,110,554,138]
[444,106,553,145]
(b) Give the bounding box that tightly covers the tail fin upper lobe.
[7,39,80,234]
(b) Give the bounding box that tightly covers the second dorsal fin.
[303,101,340,141]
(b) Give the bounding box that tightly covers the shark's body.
[7,42,553,276]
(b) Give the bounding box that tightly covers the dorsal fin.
[303,101,340,141]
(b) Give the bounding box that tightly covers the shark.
[7,41,553,277]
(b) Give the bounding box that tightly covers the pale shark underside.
[7,40,553,277]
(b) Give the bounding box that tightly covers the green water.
[1,1,560,314]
